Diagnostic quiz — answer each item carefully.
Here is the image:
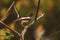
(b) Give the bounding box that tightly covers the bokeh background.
[0,0,60,40]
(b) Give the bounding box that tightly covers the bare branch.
[35,0,40,21]
[0,0,44,40]
[1,1,15,21]
[21,13,44,40]
[0,20,21,37]
[14,6,20,18]
[12,13,44,40]
[13,17,30,23]
[47,31,60,38]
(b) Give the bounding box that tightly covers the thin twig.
[14,6,20,18]
[0,20,21,38]
[1,1,15,21]
[21,13,44,40]
[12,13,44,40]
[47,31,60,38]
[35,0,40,21]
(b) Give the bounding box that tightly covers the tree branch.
[47,31,60,38]
[0,20,21,38]
[35,0,40,21]
[1,1,15,21]
[21,13,44,40]
[14,6,20,18]
[0,0,44,40]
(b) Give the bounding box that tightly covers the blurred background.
[0,0,60,40]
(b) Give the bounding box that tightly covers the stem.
[47,31,60,38]
[0,20,21,38]
[14,6,20,18]
[21,13,44,40]
[35,0,40,21]
[1,1,15,21]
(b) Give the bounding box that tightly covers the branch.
[35,0,40,21]
[47,31,60,38]
[0,20,21,38]
[14,6,20,18]
[12,13,44,40]
[1,1,15,21]
[21,13,44,40]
